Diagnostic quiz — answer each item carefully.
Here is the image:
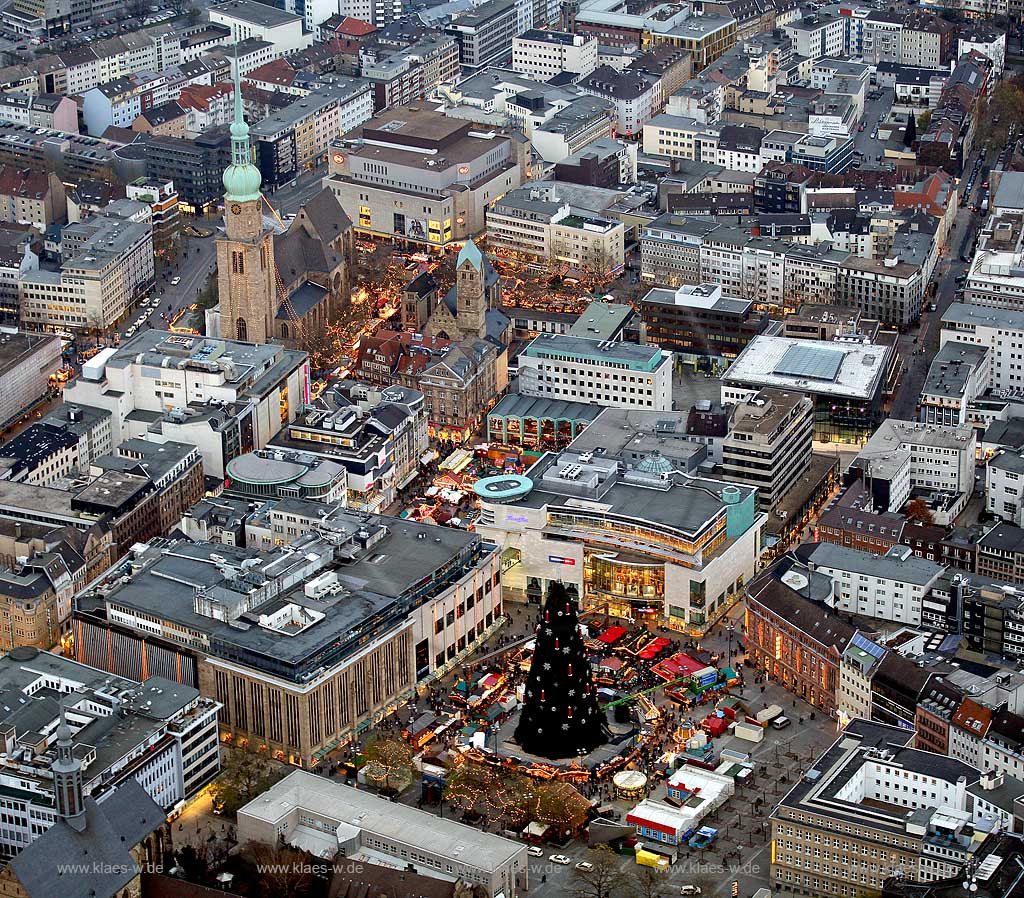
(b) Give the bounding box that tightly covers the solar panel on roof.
[774,344,846,382]
[850,631,885,659]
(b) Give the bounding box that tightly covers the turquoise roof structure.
[222,53,262,203]
[457,238,483,271]
[473,474,533,502]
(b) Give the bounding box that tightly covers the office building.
[239,771,528,896]
[445,0,520,72]
[920,342,990,427]
[124,178,180,266]
[142,128,232,215]
[963,252,1024,310]
[721,388,813,513]
[208,0,312,55]
[578,65,660,140]
[721,335,895,443]
[650,15,738,69]
[924,570,1024,661]
[639,282,768,367]
[512,30,598,80]
[20,205,154,334]
[325,106,525,248]
[0,648,219,860]
[268,382,427,512]
[517,333,672,411]
[771,719,980,895]
[74,512,501,765]
[782,13,845,60]
[988,447,1024,527]
[849,419,977,515]
[475,448,764,633]
[836,255,927,328]
[63,330,309,463]
[0,333,60,431]
[486,185,624,273]
[941,302,1024,393]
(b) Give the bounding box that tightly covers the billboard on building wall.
[404,218,427,241]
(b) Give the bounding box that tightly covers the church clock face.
[230,203,241,215]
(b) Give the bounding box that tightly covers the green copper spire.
[222,49,262,203]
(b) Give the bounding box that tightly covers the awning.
[421,449,439,465]
[397,468,419,489]
[440,448,472,472]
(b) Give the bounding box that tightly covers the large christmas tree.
[515,581,605,760]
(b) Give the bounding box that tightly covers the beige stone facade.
[203,626,414,765]
[771,806,920,897]
[217,197,279,344]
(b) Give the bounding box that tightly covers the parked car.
[575,862,594,872]
[549,855,572,865]
[680,888,703,896]
[170,276,181,286]
[528,846,544,857]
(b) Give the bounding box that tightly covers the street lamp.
[727,624,735,669]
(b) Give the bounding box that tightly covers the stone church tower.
[425,239,493,342]
[454,239,487,341]
[215,62,278,344]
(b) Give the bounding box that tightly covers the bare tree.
[243,842,316,898]
[570,845,628,898]
[629,867,673,898]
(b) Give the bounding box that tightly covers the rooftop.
[723,336,890,400]
[808,542,944,586]
[942,301,1024,332]
[922,342,989,399]
[79,517,487,682]
[241,770,525,868]
[523,333,668,372]
[209,0,300,27]
[773,718,979,837]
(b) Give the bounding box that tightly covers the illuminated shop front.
[585,550,665,620]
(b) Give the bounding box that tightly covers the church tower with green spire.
[215,58,278,344]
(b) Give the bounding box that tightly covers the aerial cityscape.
[0,0,1021,896]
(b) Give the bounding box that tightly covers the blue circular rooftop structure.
[474,474,533,502]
